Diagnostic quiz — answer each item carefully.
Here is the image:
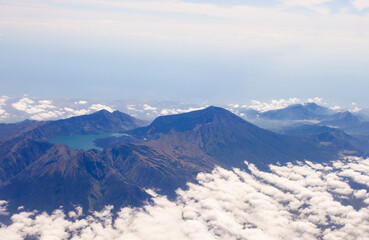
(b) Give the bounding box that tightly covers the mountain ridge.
[0,106,364,214]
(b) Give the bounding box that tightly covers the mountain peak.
[127,106,247,138]
[303,102,318,107]
[91,109,112,116]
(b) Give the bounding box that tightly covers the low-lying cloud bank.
[1,96,362,123]
[1,156,369,240]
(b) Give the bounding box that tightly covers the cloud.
[75,100,88,105]
[11,97,66,120]
[0,96,9,120]
[12,98,56,114]
[246,98,301,112]
[306,97,323,104]
[143,104,157,111]
[160,107,206,116]
[330,105,342,111]
[30,111,66,121]
[351,0,369,11]
[0,201,8,216]
[278,0,334,14]
[64,107,91,117]
[89,104,114,113]
[240,97,329,113]
[8,97,117,121]
[1,156,369,239]
[1,0,369,52]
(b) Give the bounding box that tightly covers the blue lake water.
[48,133,127,150]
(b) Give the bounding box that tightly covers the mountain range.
[0,105,367,215]
[258,103,334,120]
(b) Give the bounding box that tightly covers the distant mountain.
[260,103,334,120]
[33,110,148,139]
[320,111,361,128]
[318,111,369,136]
[0,110,148,141]
[282,124,369,154]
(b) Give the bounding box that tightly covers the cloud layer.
[1,156,369,240]
[0,96,363,123]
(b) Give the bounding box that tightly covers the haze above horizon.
[1,0,369,105]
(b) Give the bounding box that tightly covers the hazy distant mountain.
[0,110,148,141]
[320,111,361,128]
[318,111,369,136]
[32,110,148,139]
[282,124,369,154]
[260,103,334,120]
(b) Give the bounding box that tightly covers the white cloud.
[0,96,9,120]
[126,104,139,111]
[12,97,35,112]
[241,97,328,113]
[160,108,178,115]
[143,104,157,111]
[330,105,342,111]
[351,0,369,11]
[38,100,52,105]
[278,0,334,14]
[175,107,206,114]
[247,98,301,112]
[12,97,56,114]
[0,200,8,216]
[307,97,323,104]
[9,97,116,121]
[75,100,88,105]
[1,157,369,239]
[160,107,205,116]
[11,98,68,121]
[1,0,369,52]
[89,104,114,113]
[64,107,91,117]
[30,110,65,121]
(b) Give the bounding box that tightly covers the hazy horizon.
[0,95,366,123]
[1,0,369,105]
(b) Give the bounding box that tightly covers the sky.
[1,0,369,105]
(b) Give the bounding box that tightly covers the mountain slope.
[102,107,344,169]
[0,142,150,213]
[0,106,360,214]
[0,110,150,213]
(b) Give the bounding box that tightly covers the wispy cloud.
[351,0,369,11]
[89,104,114,113]
[1,0,369,50]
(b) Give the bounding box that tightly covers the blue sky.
[1,0,369,106]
